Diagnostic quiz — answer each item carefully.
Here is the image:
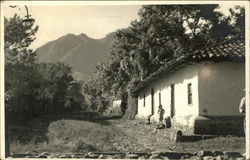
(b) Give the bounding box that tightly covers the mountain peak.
[78,33,89,39]
[64,33,77,38]
[36,32,115,81]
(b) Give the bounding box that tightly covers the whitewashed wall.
[138,89,152,117]
[198,61,245,116]
[112,100,121,108]
[137,64,199,119]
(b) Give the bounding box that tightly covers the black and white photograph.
[1,1,249,159]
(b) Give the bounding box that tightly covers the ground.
[9,113,245,157]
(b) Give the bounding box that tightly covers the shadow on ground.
[180,135,218,142]
[9,112,122,146]
[63,112,122,126]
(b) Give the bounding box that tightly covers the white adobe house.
[133,37,245,135]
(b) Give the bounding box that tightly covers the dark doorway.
[151,88,154,115]
[170,84,175,118]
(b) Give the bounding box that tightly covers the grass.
[10,118,118,154]
[9,114,245,155]
[46,119,117,152]
[9,112,116,154]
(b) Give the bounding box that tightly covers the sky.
[2,2,245,50]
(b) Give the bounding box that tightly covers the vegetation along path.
[10,114,245,156]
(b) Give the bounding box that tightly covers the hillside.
[36,32,115,80]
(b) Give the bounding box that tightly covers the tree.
[37,62,85,113]
[92,4,245,118]
[229,6,245,36]
[82,77,109,112]
[4,14,39,119]
[4,13,39,157]
[5,14,85,120]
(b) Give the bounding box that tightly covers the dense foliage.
[5,14,85,122]
[82,5,245,118]
[5,5,245,120]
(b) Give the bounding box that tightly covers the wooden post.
[0,3,6,157]
[246,45,250,160]
[5,112,10,158]
[246,9,250,158]
[246,64,249,159]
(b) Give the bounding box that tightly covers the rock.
[181,154,190,159]
[58,154,67,158]
[151,151,162,154]
[161,156,170,160]
[36,152,50,158]
[25,155,36,158]
[125,153,139,159]
[189,156,202,160]
[140,154,150,159]
[223,152,243,159]
[36,154,47,158]
[149,154,160,159]
[87,154,99,158]
[73,153,85,158]
[198,151,214,157]
[215,155,224,160]
[98,154,104,159]
[65,154,72,158]
[212,151,224,156]
[49,154,57,158]
[112,154,124,159]
[234,157,246,160]
[86,152,99,158]
[203,156,215,160]
[152,129,158,134]
[41,152,50,155]
[171,130,183,142]
[138,156,146,160]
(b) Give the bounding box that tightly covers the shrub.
[46,119,117,152]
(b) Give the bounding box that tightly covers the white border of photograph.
[1,1,249,159]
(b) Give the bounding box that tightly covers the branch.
[193,17,200,36]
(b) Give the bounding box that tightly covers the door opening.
[170,84,175,118]
[151,88,154,115]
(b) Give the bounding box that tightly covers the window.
[188,83,192,105]
[143,94,146,107]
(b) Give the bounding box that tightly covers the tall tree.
[91,4,245,117]
[229,6,245,36]
[4,14,39,119]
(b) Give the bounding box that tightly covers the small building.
[113,99,122,108]
[133,37,245,135]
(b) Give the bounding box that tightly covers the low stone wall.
[171,115,244,135]
[10,150,245,159]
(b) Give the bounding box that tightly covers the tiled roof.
[132,37,245,93]
[192,37,245,59]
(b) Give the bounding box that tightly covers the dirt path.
[108,119,245,154]
[10,116,245,155]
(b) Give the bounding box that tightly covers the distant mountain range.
[35,32,115,80]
